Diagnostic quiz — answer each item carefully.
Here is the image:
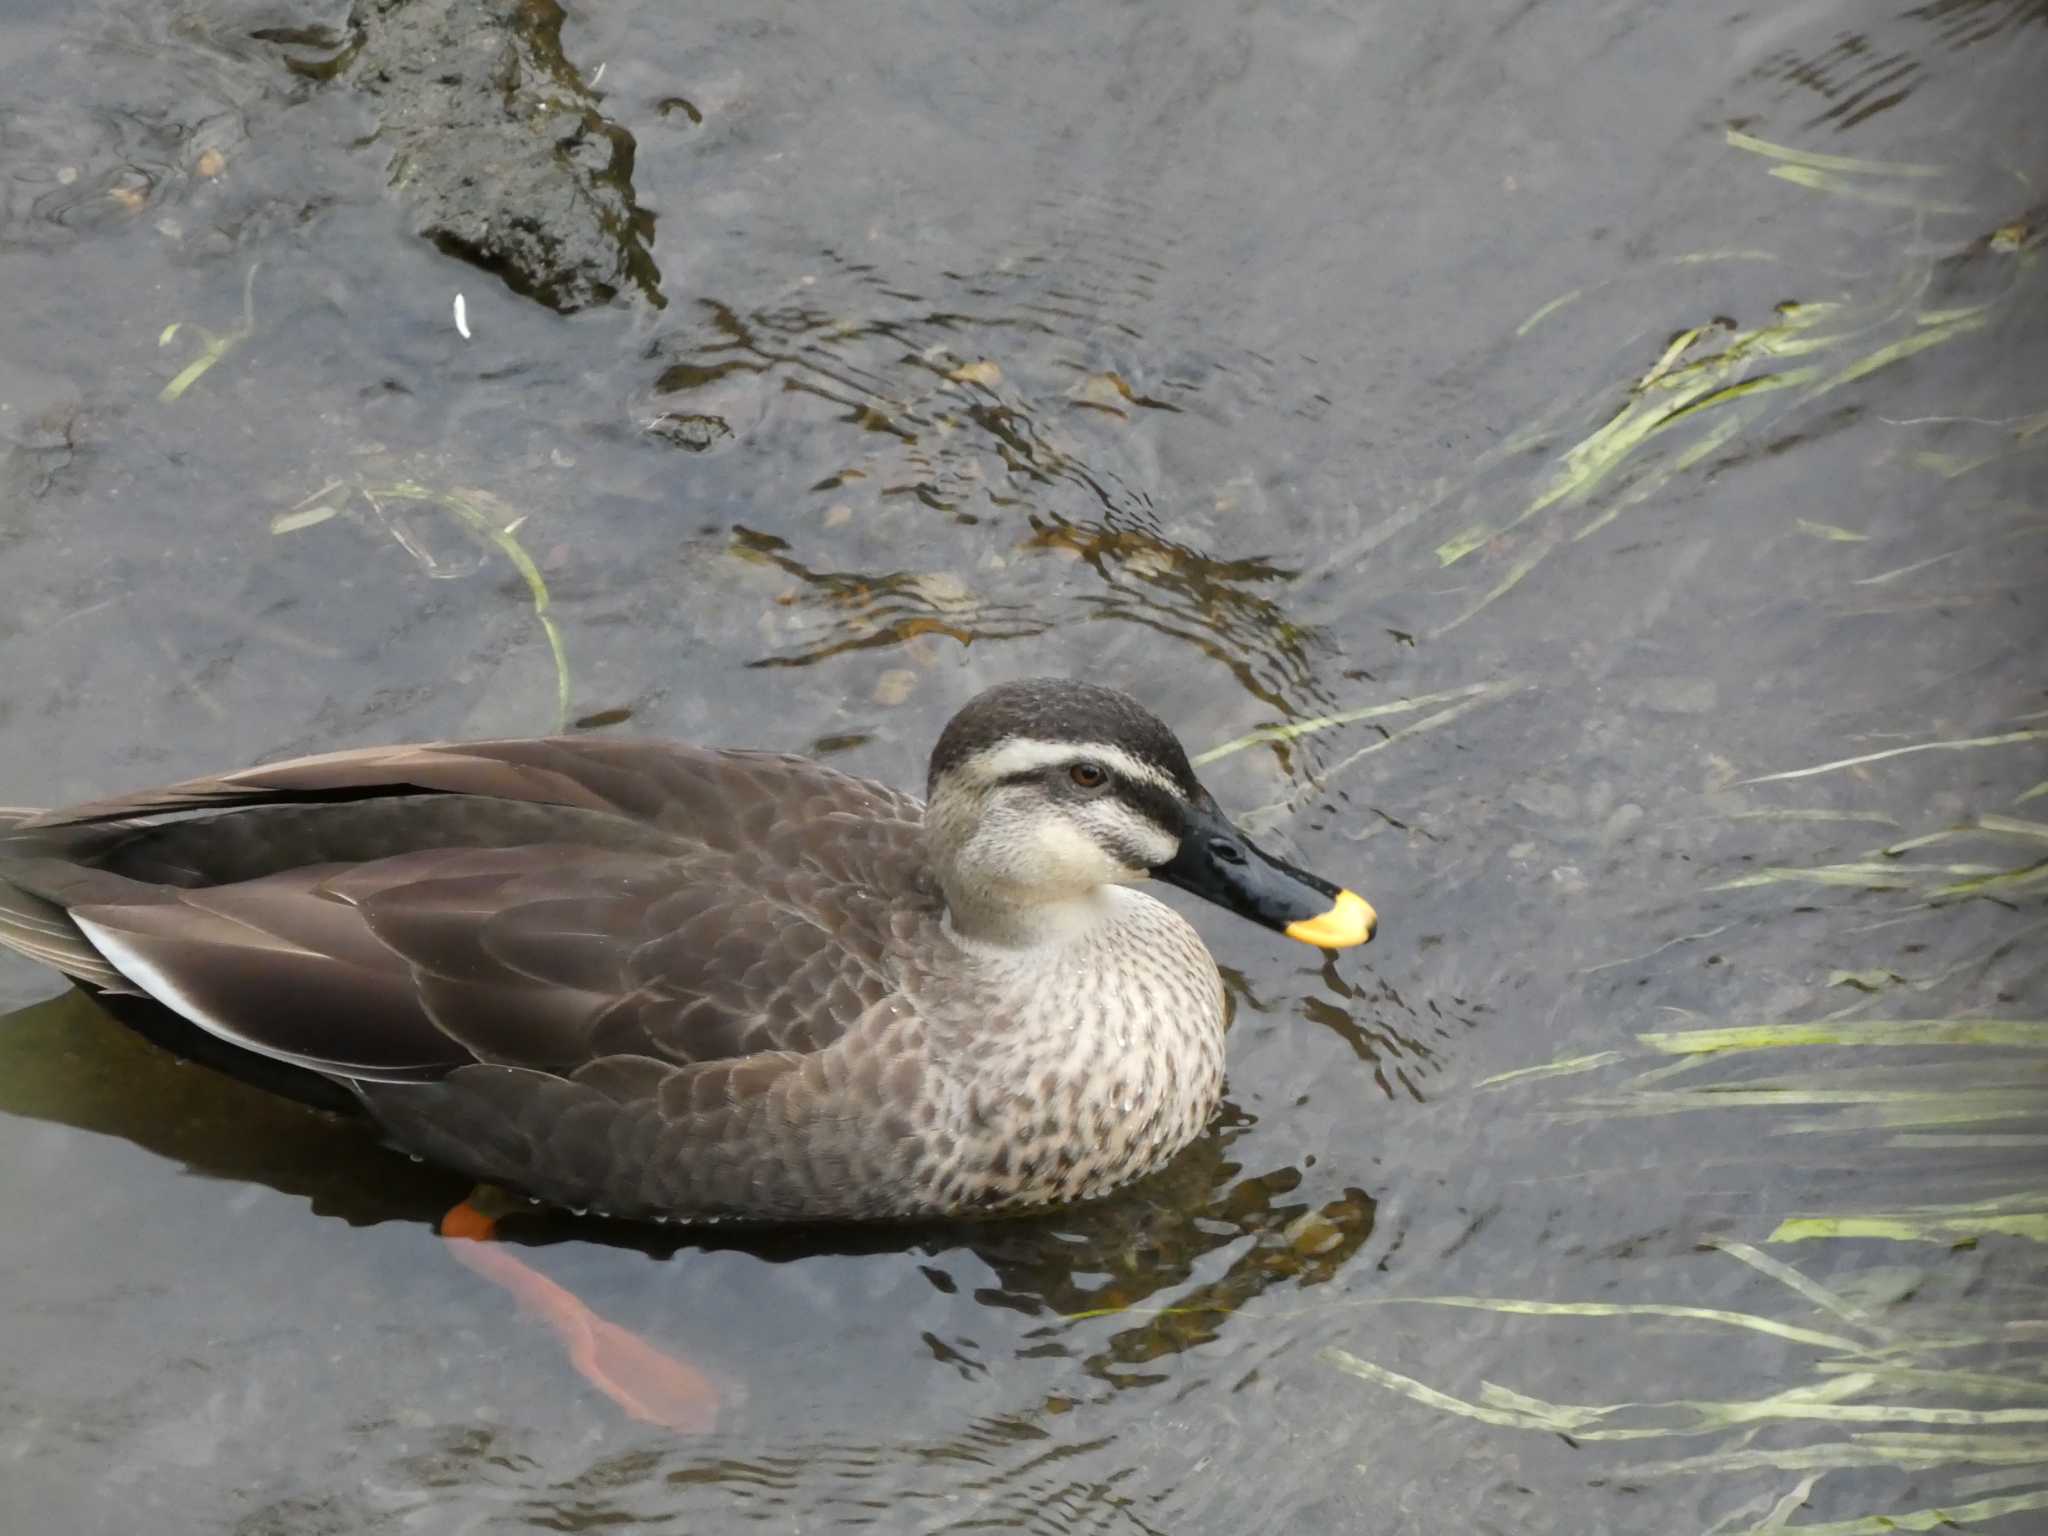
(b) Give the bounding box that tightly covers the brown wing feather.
[14,738,920,841]
[1,738,933,1098]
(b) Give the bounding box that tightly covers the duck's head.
[923,678,1376,950]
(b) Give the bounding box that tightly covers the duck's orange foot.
[440,1196,722,1433]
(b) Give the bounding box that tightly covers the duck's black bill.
[1153,797,1376,949]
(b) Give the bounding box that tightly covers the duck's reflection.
[2,986,1377,1428]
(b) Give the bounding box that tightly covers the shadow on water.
[1,989,1392,1534]
[0,977,1403,1527]
[0,978,1384,1389]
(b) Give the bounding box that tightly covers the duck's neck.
[938,877,1127,952]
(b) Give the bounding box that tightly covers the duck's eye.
[1068,761,1108,791]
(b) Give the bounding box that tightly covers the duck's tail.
[0,811,130,989]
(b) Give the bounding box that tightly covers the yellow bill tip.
[1284,889,1377,949]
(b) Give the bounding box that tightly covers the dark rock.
[326,0,665,312]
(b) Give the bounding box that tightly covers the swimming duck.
[0,678,1374,1224]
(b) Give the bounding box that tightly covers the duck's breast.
[909,892,1228,1213]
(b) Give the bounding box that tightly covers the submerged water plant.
[157,261,262,404]
[1308,112,2046,1526]
[1328,992,2048,1531]
[270,476,572,729]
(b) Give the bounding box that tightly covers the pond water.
[2,1,2044,1532]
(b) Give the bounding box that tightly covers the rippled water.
[3,2,2044,1532]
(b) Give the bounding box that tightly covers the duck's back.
[0,738,964,1219]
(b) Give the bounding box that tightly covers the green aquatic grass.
[158,262,261,403]
[1192,680,1511,766]
[1344,987,2048,1529]
[1706,800,2048,915]
[1551,1084,2042,1133]
[1881,816,2048,855]
[1302,797,2040,1527]
[1830,519,2048,592]
[1709,862,2004,892]
[1637,1019,2048,1055]
[373,482,572,730]
[1435,306,1834,575]
[1806,309,1990,394]
[1220,679,1523,829]
[1408,120,2034,640]
[1753,1490,2048,1536]
[1737,730,2048,786]
[1515,287,1583,336]
[1184,115,2036,1536]
[1795,520,1869,542]
[1325,1349,2048,1437]
[269,479,348,535]
[1574,413,1743,541]
[270,478,573,728]
[1765,164,1973,215]
[1722,129,1943,179]
[1771,1197,2048,1247]
[1427,276,1995,632]
[1721,126,1971,219]
[1323,1229,2048,1525]
[1475,1050,1627,1088]
[1350,1295,1871,1355]
[1852,549,1965,584]
[1930,861,2048,900]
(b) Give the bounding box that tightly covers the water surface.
[2,1,2044,1531]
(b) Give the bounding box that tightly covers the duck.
[0,678,1374,1225]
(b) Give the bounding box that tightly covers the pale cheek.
[1020,818,1125,886]
[1129,825,1177,869]
[958,812,1108,889]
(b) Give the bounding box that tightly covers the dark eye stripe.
[988,766,1185,837]
[1117,777,1187,840]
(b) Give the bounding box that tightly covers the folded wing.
[0,738,931,1089]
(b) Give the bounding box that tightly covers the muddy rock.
[335,0,664,312]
